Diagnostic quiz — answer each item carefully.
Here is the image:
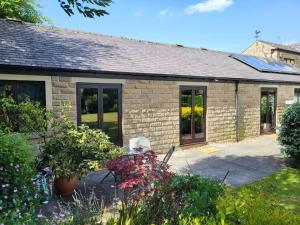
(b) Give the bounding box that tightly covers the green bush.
[0,130,40,224]
[124,174,224,225]
[278,103,300,163]
[39,113,124,179]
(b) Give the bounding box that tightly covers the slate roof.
[1,19,300,83]
[258,40,300,54]
[288,43,300,52]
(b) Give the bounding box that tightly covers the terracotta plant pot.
[54,176,78,196]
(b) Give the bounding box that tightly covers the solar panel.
[231,54,300,75]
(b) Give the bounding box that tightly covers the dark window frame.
[295,88,300,102]
[179,86,207,145]
[260,87,277,134]
[76,83,123,146]
[0,80,46,106]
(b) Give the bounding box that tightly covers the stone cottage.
[1,19,300,152]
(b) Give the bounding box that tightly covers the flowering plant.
[39,110,124,180]
[0,129,41,224]
[105,150,174,203]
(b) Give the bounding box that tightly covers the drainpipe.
[235,80,239,142]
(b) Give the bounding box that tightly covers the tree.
[0,0,48,23]
[59,0,112,18]
[0,0,112,24]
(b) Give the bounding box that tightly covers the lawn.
[82,112,118,123]
[238,167,300,214]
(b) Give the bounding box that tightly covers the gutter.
[1,64,300,85]
[235,80,239,142]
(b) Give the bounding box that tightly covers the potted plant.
[39,111,123,196]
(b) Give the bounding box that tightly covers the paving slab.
[167,135,286,187]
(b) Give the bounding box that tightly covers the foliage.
[106,150,174,203]
[0,0,49,23]
[0,96,52,143]
[115,174,223,225]
[278,102,300,164]
[217,188,300,225]
[181,106,204,119]
[46,190,104,225]
[39,110,124,179]
[0,129,42,224]
[59,0,112,18]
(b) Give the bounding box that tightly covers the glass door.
[180,86,206,145]
[77,83,122,145]
[260,88,276,134]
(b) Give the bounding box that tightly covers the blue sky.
[37,0,300,53]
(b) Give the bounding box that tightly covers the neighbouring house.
[242,40,300,67]
[1,19,300,153]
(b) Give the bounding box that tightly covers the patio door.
[77,83,122,145]
[260,88,277,134]
[180,86,206,145]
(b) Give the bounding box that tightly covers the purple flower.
[14,188,17,193]
[37,213,44,218]
[4,195,8,199]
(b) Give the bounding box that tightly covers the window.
[295,88,300,102]
[180,86,206,145]
[260,88,277,134]
[0,80,46,105]
[77,83,122,145]
[283,58,295,66]
[0,80,46,131]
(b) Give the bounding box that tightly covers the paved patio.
[167,134,286,186]
[42,134,285,216]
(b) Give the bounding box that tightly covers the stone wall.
[206,82,237,143]
[276,84,295,126]
[49,76,300,153]
[237,83,261,140]
[122,80,180,153]
[51,76,77,122]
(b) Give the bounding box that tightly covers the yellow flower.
[181,106,204,119]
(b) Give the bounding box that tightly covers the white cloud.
[185,0,233,14]
[159,9,174,17]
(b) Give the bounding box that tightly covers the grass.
[238,167,300,213]
[82,112,118,123]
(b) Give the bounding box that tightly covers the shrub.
[278,102,300,163]
[0,97,52,140]
[105,150,174,203]
[135,174,224,224]
[39,113,124,179]
[47,190,104,225]
[0,130,41,224]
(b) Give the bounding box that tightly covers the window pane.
[181,90,192,140]
[16,82,45,105]
[194,89,205,138]
[103,88,119,144]
[261,89,276,133]
[295,89,300,102]
[80,88,99,129]
[0,82,14,98]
